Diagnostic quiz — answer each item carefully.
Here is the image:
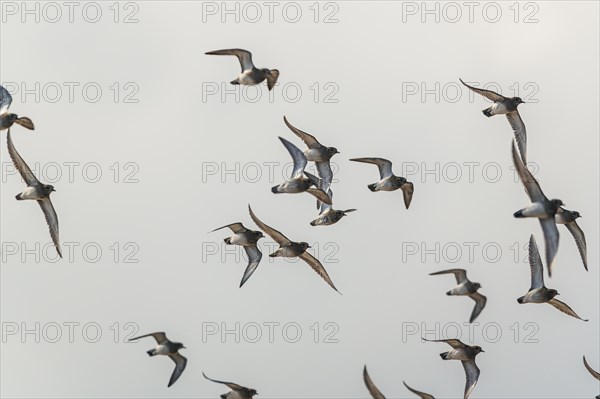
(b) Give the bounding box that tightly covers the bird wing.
[468,292,487,323]
[564,221,588,271]
[547,298,588,322]
[167,352,187,387]
[506,110,527,164]
[462,359,480,399]
[128,332,168,344]
[38,198,62,258]
[429,269,468,284]
[205,48,254,71]
[459,78,506,102]
[240,245,262,288]
[527,234,545,289]
[248,205,290,245]
[7,130,40,186]
[350,157,394,179]
[539,217,559,277]
[319,189,333,214]
[511,142,546,202]
[306,188,332,205]
[283,116,321,149]
[203,372,246,391]
[298,250,339,293]
[363,366,386,399]
[279,136,307,178]
[210,222,247,234]
[403,381,435,399]
[0,85,13,114]
[422,338,467,349]
[315,162,334,210]
[583,356,600,380]
[401,182,414,209]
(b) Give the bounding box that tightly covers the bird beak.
[182,346,187,349]
[307,245,312,248]
[481,349,485,353]
[52,188,57,192]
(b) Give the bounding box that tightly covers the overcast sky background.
[1,1,599,398]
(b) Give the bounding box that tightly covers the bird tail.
[146,350,155,357]
[267,69,280,91]
[367,183,377,192]
[230,79,240,85]
[446,290,453,296]
[220,395,228,399]
[482,107,493,117]
[15,193,22,200]
[517,296,525,304]
[224,237,232,245]
[514,209,525,218]
[271,185,280,194]
[440,352,449,360]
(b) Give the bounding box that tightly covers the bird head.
[253,231,265,240]
[328,147,340,155]
[473,346,485,353]
[551,199,564,207]
[549,289,559,298]
[572,211,581,219]
[299,242,311,250]
[513,97,525,104]
[42,185,56,194]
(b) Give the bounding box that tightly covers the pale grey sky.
[1,1,599,398]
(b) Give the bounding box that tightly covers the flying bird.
[310,189,356,226]
[203,372,258,399]
[583,356,600,399]
[283,116,339,208]
[210,222,264,287]
[205,48,279,90]
[248,205,340,293]
[0,85,34,131]
[350,157,414,209]
[517,235,588,321]
[128,332,187,387]
[423,338,483,399]
[363,365,386,399]
[511,142,563,275]
[429,268,486,323]
[555,207,587,271]
[403,381,435,399]
[460,78,526,163]
[7,130,61,258]
[271,136,332,205]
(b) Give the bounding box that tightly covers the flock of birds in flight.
[1,47,598,398]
